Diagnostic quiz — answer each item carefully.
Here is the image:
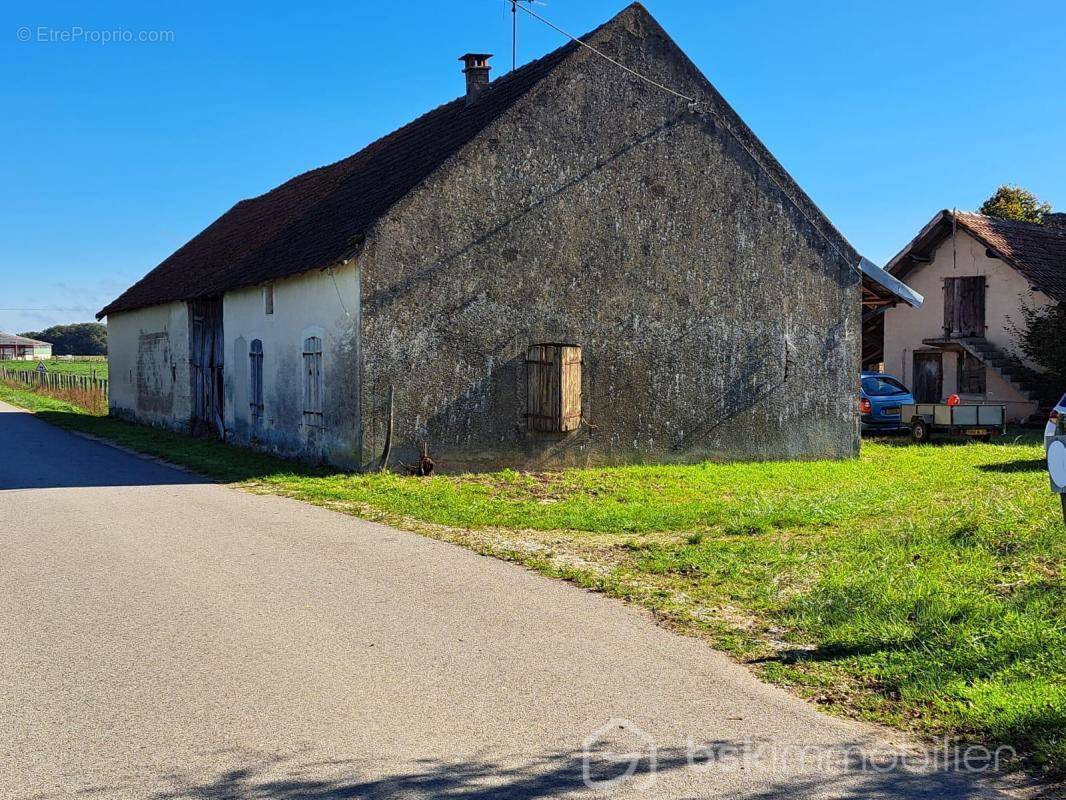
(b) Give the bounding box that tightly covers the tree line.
[18,322,107,356]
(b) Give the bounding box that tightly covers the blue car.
[860,372,915,433]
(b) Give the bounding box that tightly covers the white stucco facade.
[883,230,1052,421]
[106,264,362,466]
[222,263,362,466]
[106,301,193,429]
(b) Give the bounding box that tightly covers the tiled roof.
[887,209,1066,302]
[99,18,592,318]
[0,332,50,346]
[955,211,1066,301]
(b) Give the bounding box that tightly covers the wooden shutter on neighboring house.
[942,279,955,336]
[943,277,986,338]
[526,344,582,433]
[302,336,323,427]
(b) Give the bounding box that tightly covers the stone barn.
[100,3,913,471]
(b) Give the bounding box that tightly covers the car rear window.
[862,376,909,397]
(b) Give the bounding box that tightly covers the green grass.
[1,381,1062,772]
[0,358,107,379]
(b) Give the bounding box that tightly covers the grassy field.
[1,381,1061,773]
[0,358,107,379]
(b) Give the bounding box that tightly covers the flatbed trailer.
[901,403,1006,443]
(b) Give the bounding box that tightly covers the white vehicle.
[1045,394,1066,451]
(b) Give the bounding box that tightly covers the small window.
[525,343,582,433]
[264,284,274,315]
[249,339,264,420]
[303,336,323,427]
[957,352,986,395]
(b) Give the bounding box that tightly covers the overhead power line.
[508,0,699,106]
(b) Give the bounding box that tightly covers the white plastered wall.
[222,262,361,467]
[105,301,192,429]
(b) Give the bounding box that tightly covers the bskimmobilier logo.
[581,718,1014,792]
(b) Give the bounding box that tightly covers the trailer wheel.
[911,419,930,444]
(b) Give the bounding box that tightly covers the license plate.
[883,407,901,416]
[965,428,989,436]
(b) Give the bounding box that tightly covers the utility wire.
[509,1,699,106]
[506,1,866,279]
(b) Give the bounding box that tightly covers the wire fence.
[0,366,108,413]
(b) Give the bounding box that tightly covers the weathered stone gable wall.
[357,9,859,470]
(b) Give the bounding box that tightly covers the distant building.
[0,332,52,361]
[100,3,916,470]
[881,210,1066,422]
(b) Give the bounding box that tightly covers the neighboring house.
[100,3,915,470]
[881,209,1066,422]
[0,333,52,361]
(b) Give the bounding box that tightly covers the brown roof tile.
[887,209,1066,302]
[955,211,1066,301]
[99,22,590,318]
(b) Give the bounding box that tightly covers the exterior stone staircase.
[922,335,1042,403]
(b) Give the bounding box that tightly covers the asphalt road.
[0,400,1015,799]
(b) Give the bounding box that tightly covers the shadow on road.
[0,406,206,490]
[45,744,1015,800]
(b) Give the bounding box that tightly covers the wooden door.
[943,277,986,338]
[912,352,943,403]
[189,299,225,438]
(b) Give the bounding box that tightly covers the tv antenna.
[510,0,545,71]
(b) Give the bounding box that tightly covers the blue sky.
[2,0,1063,333]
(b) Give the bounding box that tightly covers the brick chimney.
[459,53,492,105]
[1044,212,1066,229]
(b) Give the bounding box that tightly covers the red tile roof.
[955,211,1066,300]
[887,209,1066,302]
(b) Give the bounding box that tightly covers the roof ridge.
[956,209,1066,235]
[99,6,633,317]
[234,27,596,210]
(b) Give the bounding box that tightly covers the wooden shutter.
[526,344,582,433]
[249,339,264,420]
[942,278,956,336]
[302,336,323,427]
[958,277,986,338]
[943,277,986,338]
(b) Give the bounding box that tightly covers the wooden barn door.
[912,352,943,403]
[943,277,986,338]
[189,299,225,439]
